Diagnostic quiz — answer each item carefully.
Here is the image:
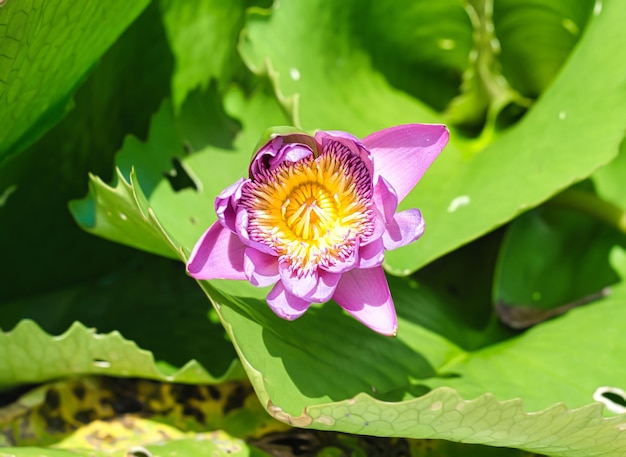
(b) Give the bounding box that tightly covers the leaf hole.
[602,391,626,407]
[593,386,626,413]
[93,359,111,368]
[165,157,198,192]
[128,446,152,457]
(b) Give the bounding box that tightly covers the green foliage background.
[1,0,626,455]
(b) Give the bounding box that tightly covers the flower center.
[242,143,374,275]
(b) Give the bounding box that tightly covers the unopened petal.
[243,248,279,287]
[364,124,449,202]
[332,267,397,336]
[267,282,312,320]
[250,135,314,177]
[187,223,246,280]
[383,209,425,251]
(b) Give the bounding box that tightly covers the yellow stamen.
[243,148,374,274]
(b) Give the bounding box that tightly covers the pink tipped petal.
[187,222,247,280]
[357,237,385,268]
[279,267,319,299]
[373,176,398,222]
[279,267,340,302]
[243,248,279,287]
[383,208,426,251]
[364,124,449,202]
[315,130,361,143]
[333,267,397,336]
[304,270,341,302]
[267,282,312,320]
[215,178,247,231]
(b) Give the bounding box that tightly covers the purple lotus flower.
[187,124,449,335]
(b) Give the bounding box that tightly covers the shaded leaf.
[494,0,596,97]
[493,205,622,327]
[0,2,173,302]
[0,256,239,377]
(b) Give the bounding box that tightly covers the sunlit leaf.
[0,0,150,161]
[160,0,249,109]
[240,0,626,274]
[0,319,242,390]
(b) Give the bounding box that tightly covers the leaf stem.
[550,188,626,234]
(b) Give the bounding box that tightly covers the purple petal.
[315,130,361,143]
[215,178,247,231]
[243,248,279,287]
[332,267,397,336]
[234,208,276,255]
[267,282,312,320]
[187,222,247,280]
[316,131,375,178]
[363,124,449,202]
[383,209,425,251]
[357,237,384,268]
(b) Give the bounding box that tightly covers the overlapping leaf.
[0,2,173,302]
[0,0,150,161]
[0,319,242,390]
[28,0,626,455]
[240,0,626,274]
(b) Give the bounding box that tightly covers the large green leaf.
[240,0,626,274]
[240,1,459,133]
[0,0,150,161]
[0,319,241,390]
[196,248,626,456]
[0,2,173,302]
[70,104,626,454]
